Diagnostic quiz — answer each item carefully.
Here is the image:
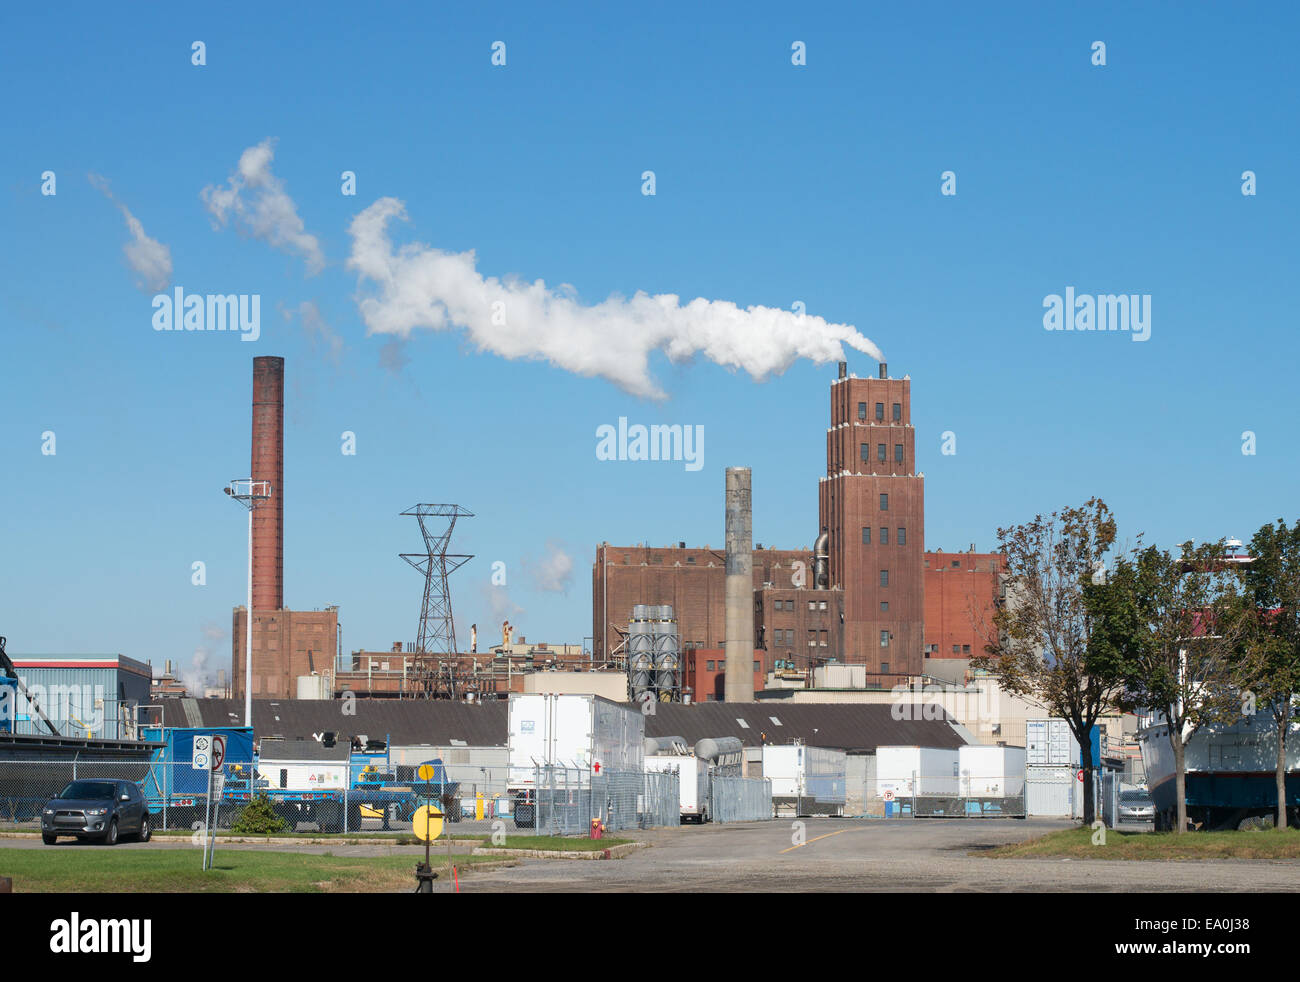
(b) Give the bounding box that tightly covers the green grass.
[985,826,1300,861]
[478,835,633,851]
[0,846,503,893]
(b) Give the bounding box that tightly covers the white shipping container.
[762,744,846,815]
[256,759,348,792]
[507,693,644,791]
[875,746,960,798]
[958,745,1026,797]
[1026,719,1079,766]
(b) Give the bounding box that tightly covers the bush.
[230,793,291,834]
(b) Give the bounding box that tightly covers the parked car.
[1118,789,1156,824]
[41,780,152,845]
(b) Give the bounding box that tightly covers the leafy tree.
[1237,520,1300,829]
[231,792,290,835]
[1094,541,1253,833]
[975,498,1124,826]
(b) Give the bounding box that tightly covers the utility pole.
[225,480,273,727]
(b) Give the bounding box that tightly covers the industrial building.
[593,362,1004,697]
[3,653,152,739]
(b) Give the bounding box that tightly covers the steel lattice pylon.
[400,505,474,674]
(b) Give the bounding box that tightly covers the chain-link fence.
[0,759,474,836]
[505,765,681,836]
[711,776,773,823]
[865,772,1027,818]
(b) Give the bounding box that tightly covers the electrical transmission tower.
[400,504,473,698]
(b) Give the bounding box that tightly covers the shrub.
[230,793,290,834]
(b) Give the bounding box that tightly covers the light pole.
[224,479,272,727]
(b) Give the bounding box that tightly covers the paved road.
[459,818,1300,892]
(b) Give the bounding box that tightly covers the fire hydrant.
[589,817,605,840]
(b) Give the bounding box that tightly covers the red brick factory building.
[593,362,1004,699]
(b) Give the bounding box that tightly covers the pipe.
[724,467,755,702]
[813,526,830,590]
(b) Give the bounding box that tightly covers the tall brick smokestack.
[724,467,755,702]
[251,356,284,611]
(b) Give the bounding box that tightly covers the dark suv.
[41,780,152,845]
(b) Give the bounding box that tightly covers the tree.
[974,498,1124,826]
[1095,541,1252,833]
[1238,520,1300,829]
[230,792,290,835]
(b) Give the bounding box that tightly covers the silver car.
[42,779,152,845]
[1118,790,1155,824]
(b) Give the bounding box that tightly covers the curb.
[470,841,647,860]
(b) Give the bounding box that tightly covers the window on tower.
[875,402,884,421]
[897,527,906,546]
[880,527,889,545]
[894,444,904,464]
[857,402,867,421]
[877,444,886,462]
[862,527,871,544]
[860,444,869,462]
[880,630,890,648]
[892,403,901,421]
[880,569,889,587]
[880,493,889,511]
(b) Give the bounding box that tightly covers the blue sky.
[2,2,1297,684]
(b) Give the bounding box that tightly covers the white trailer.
[255,758,348,792]
[875,746,962,815]
[645,754,710,822]
[762,744,846,817]
[506,693,644,828]
[958,745,1026,797]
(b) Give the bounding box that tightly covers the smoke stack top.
[838,361,847,379]
[879,362,888,379]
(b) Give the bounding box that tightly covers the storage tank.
[694,737,743,761]
[296,674,331,700]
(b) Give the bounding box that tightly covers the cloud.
[479,582,525,629]
[201,139,325,275]
[346,197,884,399]
[524,540,574,594]
[200,621,227,642]
[88,174,173,292]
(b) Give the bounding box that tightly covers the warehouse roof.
[645,703,966,753]
[160,697,964,753]
[258,738,350,762]
[160,698,510,747]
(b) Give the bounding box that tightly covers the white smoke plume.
[525,541,574,594]
[346,197,883,399]
[201,139,325,275]
[88,173,173,292]
[179,647,212,699]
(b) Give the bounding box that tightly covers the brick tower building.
[818,362,925,675]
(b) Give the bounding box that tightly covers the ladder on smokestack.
[0,635,61,736]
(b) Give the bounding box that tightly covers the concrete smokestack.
[251,356,284,611]
[724,467,755,702]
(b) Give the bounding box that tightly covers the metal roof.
[159,697,965,754]
[258,738,350,762]
[645,703,967,753]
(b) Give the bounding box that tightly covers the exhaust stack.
[724,467,755,702]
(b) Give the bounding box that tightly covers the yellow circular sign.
[412,804,443,842]
[417,763,437,782]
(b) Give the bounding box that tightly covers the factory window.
[820,630,827,646]
[880,493,889,511]
[818,600,827,610]
[952,644,960,654]
[880,630,889,648]
[857,401,867,421]
[880,662,890,673]
[706,660,715,671]
[686,556,695,564]
[808,600,816,611]
[880,569,889,587]
[862,526,871,544]
[897,527,906,546]
[894,444,903,464]
[860,443,869,462]
[876,443,886,463]
[962,645,971,654]
[808,631,817,647]
[880,527,889,545]
[881,601,889,611]
[892,403,901,421]
[753,661,760,672]
[952,560,960,568]
[875,402,884,421]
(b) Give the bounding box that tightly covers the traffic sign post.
[197,735,228,871]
